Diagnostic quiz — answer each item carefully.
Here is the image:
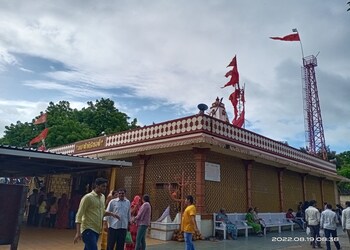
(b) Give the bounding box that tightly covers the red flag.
[222,67,239,88]
[229,89,240,107]
[227,56,237,67]
[233,109,245,128]
[29,128,49,145]
[34,113,47,125]
[270,33,300,41]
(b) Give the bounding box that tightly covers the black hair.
[117,188,126,193]
[346,201,350,207]
[186,195,194,204]
[143,194,150,203]
[326,204,332,209]
[309,200,316,206]
[95,177,108,186]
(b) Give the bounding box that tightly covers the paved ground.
[1,225,350,250]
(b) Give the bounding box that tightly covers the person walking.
[342,201,350,244]
[181,195,199,250]
[305,200,322,249]
[105,188,131,250]
[73,178,119,250]
[134,194,151,250]
[320,204,341,250]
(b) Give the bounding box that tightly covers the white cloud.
[0,1,349,152]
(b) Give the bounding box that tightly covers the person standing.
[105,188,131,250]
[27,189,39,226]
[305,200,322,249]
[134,194,151,250]
[69,191,82,229]
[320,204,341,250]
[181,195,199,250]
[74,178,119,250]
[126,195,142,250]
[101,190,118,250]
[342,201,350,244]
[56,193,69,229]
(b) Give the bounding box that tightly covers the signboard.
[205,162,221,182]
[74,137,106,153]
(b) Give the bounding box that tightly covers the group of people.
[26,187,81,229]
[300,199,343,249]
[73,178,152,250]
[215,206,266,238]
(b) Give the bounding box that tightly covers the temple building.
[50,98,344,236]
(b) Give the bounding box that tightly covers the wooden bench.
[213,212,295,238]
[213,213,252,238]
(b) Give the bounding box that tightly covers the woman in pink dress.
[55,193,69,229]
[125,195,141,250]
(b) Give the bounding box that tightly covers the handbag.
[125,231,133,244]
[306,227,311,236]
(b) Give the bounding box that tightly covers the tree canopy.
[0,98,138,148]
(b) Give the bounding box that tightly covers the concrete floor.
[1,225,350,250]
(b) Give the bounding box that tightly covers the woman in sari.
[101,190,117,250]
[246,207,263,236]
[55,193,69,229]
[216,208,238,240]
[125,195,142,250]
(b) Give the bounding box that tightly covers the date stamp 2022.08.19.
[271,236,339,242]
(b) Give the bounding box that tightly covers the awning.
[0,145,132,177]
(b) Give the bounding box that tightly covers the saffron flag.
[222,67,239,88]
[233,109,245,128]
[29,128,49,145]
[227,55,237,68]
[34,113,47,125]
[270,33,300,41]
[229,89,240,107]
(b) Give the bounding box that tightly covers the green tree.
[336,151,350,194]
[0,98,138,148]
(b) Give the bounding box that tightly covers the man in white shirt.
[320,204,341,250]
[342,201,350,244]
[105,188,131,250]
[305,200,321,249]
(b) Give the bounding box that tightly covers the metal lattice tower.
[302,55,327,160]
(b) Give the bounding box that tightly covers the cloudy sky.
[0,1,349,153]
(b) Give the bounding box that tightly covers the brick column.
[277,169,285,212]
[138,155,151,194]
[193,148,210,214]
[243,160,254,210]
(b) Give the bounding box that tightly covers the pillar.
[193,148,209,214]
[109,168,117,192]
[277,168,285,212]
[301,174,307,201]
[243,160,254,210]
[138,155,151,194]
[320,178,325,205]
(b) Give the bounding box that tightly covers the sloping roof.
[0,145,131,177]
